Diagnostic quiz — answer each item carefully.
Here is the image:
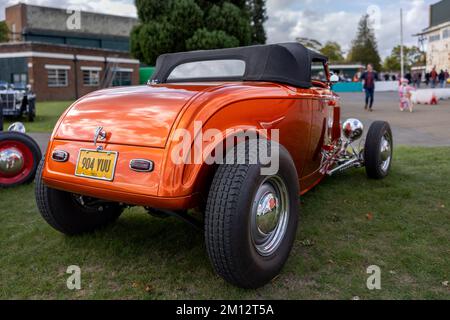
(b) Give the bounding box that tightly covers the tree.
[295,38,346,62]
[186,29,239,50]
[205,2,251,46]
[131,0,257,65]
[0,21,9,43]
[247,0,267,44]
[320,41,345,63]
[348,14,381,71]
[295,37,322,51]
[132,20,175,66]
[169,0,203,52]
[383,45,425,71]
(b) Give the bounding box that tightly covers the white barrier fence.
[375,81,399,92]
[411,88,450,105]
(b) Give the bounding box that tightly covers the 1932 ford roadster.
[35,43,393,288]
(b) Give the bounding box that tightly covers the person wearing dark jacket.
[360,64,379,112]
[439,70,446,88]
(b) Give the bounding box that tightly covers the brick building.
[0,3,140,101]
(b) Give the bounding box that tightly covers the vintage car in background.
[0,81,36,122]
[35,43,393,288]
[0,122,42,188]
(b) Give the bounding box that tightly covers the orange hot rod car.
[35,43,393,289]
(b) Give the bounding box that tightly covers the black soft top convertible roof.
[151,42,328,88]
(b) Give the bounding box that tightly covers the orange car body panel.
[42,82,340,209]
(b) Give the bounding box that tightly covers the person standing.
[425,72,430,86]
[430,67,438,88]
[439,70,445,88]
[405,72,412,85]
[412,72,419,88]
[445,70,449,88]
[360,64,378,112]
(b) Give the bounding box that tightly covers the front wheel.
[364,121,393,179]
[205,142,299,288]
[35,160,123,235]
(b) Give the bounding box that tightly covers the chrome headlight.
[15,91,24,101]
[342,118,364,141]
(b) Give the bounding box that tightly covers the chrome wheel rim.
[0,148,25,176]
[251,176,289,257]
[380,134,392,172]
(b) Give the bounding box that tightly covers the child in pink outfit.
[398,78,415,112]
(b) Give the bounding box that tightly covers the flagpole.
[400,8,404,80]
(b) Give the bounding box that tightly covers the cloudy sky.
[0,0,437,57]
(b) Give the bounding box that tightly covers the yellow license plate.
[75,149,118,181]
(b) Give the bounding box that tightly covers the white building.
[415,0,450,72]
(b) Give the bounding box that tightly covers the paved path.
[339,92,450,147]
[29,92,450,153]
[30,132,51,154]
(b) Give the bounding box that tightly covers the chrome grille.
[0,93,15,110]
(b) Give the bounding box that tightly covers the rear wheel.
[0,132,41,188]
[364,121,393,179]
[35,160,123,235]
[205,141,299,288]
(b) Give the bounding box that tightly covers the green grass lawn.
[4,101,73,133]
[0,147,449,299]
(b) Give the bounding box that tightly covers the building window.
[82,68,101,86]
[12,73,27,86]
[46,65,70,87]
[112,69,132,86]
[443,28,450,39]
[429,33,441,42]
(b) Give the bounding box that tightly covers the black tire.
[35,160,123,235]
[0,132,41,188]
[205,141,299,288]
[364,121,393,179]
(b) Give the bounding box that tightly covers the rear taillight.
[129,159,154,172]
[52,150,69,162]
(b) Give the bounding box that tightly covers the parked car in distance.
[35,43,393,289]
[0,82,36,122]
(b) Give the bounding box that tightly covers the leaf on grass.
[132,282,139,288]
[300,239,314,247]
[442,281,449,287]
[145,285,153,293]
[366,212,374,221]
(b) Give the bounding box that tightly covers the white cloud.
[265,0,431,58]
[266,9,359,54]
[0,0,136,20]
[1,0,431,58]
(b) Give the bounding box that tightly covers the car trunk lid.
[54,85,204,148]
